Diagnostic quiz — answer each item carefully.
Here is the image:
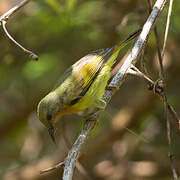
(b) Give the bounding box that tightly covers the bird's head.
[37,92,61,144]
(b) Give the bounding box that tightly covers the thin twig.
[160,0,178,178]
[164,94,178,180]
[168,104,180,129]
[0,0,38,60]
[161,0,174,58]
[2,20,38,60]
[147,0,165,78]
[62,1,167,179]
[147,0,153,13]
[147,0,178,179]
[140,49,147,74]
[147,0,179,127]
[40,162,64,174]
[128,64,154,85]
[0,0,31,22]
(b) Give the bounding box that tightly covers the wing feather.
[52,47,114,106]
[72,47,114,97]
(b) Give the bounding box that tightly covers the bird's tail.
[116,28,142,50]
[104,28,142,67]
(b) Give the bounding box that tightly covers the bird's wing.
[51,47,115,106]
[72,47,114,97]
[51,29,141,106]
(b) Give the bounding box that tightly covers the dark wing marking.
[69,96,83,105]
[79,47,114,95]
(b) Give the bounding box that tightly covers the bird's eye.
[47,114,52,121]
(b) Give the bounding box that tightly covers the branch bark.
[62,0,167,180]
[0,0,31,22]
[0,0,38,60]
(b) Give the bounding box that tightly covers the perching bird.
[37,29,141,143]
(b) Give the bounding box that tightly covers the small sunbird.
[37,29,141,143]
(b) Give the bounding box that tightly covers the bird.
[37,29,141,143]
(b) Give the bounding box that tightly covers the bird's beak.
[48,126,56,144]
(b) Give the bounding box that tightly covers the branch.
[41,120,93,180]
[147,0,178,179]
[0,0,31,21]
[0,0,38,60]
[63,119,97,180]
[62,0,167,180]
[161,0,174,58]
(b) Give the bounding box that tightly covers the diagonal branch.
[62,0,167,180]
[0,0,38,60]
[63,119,97,180]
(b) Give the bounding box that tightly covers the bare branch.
[168,104,180,129]
[0,0,38,60]
[61,121,93,180]
[2,20,38,60]
[103,0,167,103]
[63,119,97,180]
[162,0,174,58]
[40,162,64,174]
[0,0,31,22]
[158,0,178,178]
[62,0,167,180]
[147,0,178,179]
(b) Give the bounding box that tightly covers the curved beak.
[48,126,56,144]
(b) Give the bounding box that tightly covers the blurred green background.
[0,0,180,180]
